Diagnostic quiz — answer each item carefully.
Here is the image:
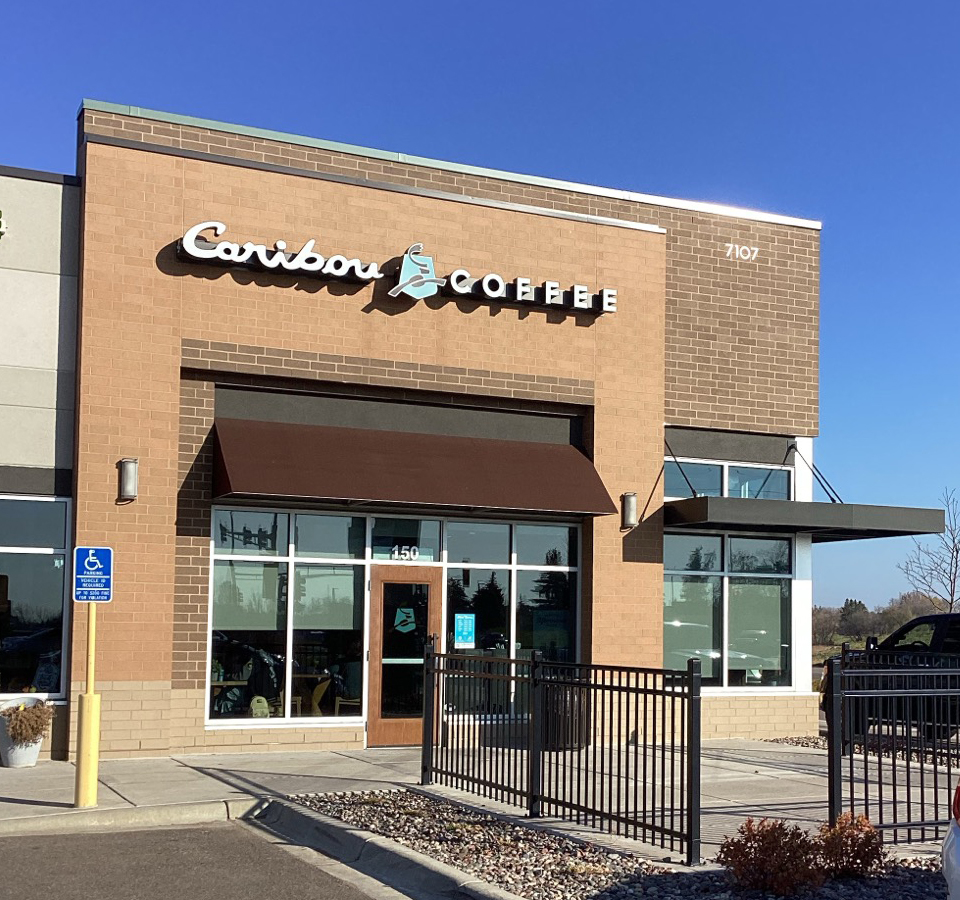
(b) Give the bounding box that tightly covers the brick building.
[0,101,942,758]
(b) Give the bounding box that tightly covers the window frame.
[663,529,795,691]
[206,505,581,729]
[664,456,795,502]
[0,494,72,701]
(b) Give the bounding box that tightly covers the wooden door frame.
[368,565,443,747]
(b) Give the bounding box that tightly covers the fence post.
[421,634,437,786]
[826,656,843,825]
[685,658,702,866]
[528,651,543,817]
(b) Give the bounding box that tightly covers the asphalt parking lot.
[0,821,399,900]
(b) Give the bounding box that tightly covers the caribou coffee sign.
[177,222,617,314]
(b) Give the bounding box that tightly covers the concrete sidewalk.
[0,739,844,853]
[4,738,943,860]
[0,747,421,831]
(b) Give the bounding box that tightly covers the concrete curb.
[0,798,267,836]
[255,799,526,900]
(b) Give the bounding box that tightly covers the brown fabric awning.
[212,418,617,516]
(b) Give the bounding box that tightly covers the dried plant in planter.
[1,701,55,745]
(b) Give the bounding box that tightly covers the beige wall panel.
[0,269,77,371]
[0,405,64,467]
[0,176,79,276]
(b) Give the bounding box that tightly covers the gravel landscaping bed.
[291,789,947,899]
[768,734,958,767]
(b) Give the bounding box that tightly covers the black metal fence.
[826,649,960,842]
[420,639,702,864]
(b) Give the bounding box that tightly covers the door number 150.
[725,244,760,261]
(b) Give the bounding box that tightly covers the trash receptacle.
[541,674,590,751]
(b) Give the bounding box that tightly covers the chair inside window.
[311,676,333,716]
[334,661,362,716]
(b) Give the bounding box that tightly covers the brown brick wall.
[183,339,594,404]
[81,108,819,437]
[73,138,666,755]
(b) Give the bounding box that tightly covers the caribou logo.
[388,243,446,300]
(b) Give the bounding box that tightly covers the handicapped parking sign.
[73,547,114,603]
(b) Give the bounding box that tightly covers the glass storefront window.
[663,534,722,572]
[213,510,288,556]
[729,537,791,574]
[0,553,66,694]
[515,525,577,567]
[663,574,722,685]
[728,578,791,687]
[728,466,790,501]
[292,565,363,717]
[446,568,509,654]
[516,569,575,662]
[371,518,440,562]
[294,514,365,560]
[664,531,793,689]
[210,561,287,719]
[664,461,723,499]
[446,522,510,565]
[0,500,67,548]
[208,509,580,721]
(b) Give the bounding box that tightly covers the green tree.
[839,598,873,640]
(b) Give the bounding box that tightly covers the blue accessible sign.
[73,547,114,603]
[453,613,476,650]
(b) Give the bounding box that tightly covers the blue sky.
[4,2,958,607]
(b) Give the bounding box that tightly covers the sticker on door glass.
[394,608,417,633]
[454,613,476,650]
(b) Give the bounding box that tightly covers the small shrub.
[717,817,824,896]
[0,700,55,745]
[818,813,888,878]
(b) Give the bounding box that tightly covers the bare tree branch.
[898,488,960,613]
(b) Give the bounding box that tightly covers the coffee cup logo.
[388,243,446,300]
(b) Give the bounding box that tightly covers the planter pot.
[0,698,45,768]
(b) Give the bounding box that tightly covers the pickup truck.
[820,613,960,737]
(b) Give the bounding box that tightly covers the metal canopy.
[663,497,944,543]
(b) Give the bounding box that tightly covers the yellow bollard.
[74,602,100,808]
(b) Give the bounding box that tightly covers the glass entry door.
[368,566,443,746]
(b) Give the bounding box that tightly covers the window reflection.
[292,566,364,717]
[515,525,577,567]
[446,568,509,655]
[0,500,67,549]
[729,537,791,574]
[446,522,510,565]
[728,578,791,686]
[371,518,440,562]
[0,554,66,694]
[210,561,287,718]
[213,510,288,556]
[516,570,574,662]
[663,535,722,572]
[728,467,790,501]
[295,515,365,560]
[664,462,722,498]
[663,574,722,684]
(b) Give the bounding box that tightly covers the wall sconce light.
[621,492,638,530]
[118,458,139,502]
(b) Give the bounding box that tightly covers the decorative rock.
[290,789,947,898]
